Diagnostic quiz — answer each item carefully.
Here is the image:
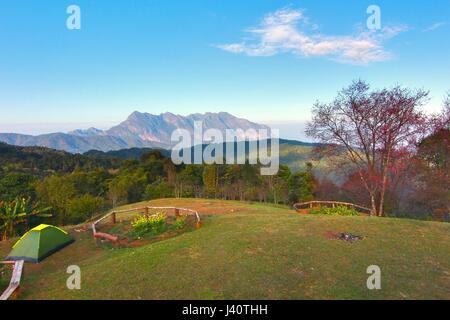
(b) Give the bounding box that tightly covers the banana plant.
[0,197,52,241]
[0,198,23,241]
[20,197,52,230]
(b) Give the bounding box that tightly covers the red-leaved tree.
[306,80,429,216]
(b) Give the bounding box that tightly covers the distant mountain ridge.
[84,139,319,162]
[0,111,270,153]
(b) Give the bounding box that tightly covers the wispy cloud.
[216,8,408,65]
[422,21,447,32]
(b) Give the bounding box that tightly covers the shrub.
[309,205,360,216]
[172,215,187,230]
[67,194,104,224]
[132,212,167,236]
[144,181,174,200]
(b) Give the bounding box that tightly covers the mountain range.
[0,111,270,153]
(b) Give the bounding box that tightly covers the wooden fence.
[293,201,372,214]
[91,206,202,242]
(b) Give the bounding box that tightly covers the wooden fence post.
[144,207,149,216]
[111,212,116,224]
[175,208,180,217]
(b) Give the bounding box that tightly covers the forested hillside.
[0,142,120,174]
[0,142,316,238]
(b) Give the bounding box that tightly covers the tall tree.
[180,165,204,198]
[307,80,428,216]
[287,164,315,204]
[438,92,450,129]
[203,165,218,198]
[35,175,77,223]
[415,128,450,220]
[266,165,291,204]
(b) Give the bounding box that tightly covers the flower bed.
[92,206,201,248]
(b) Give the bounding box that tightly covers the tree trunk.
[370,194,377,217]
[358,169,377,216]
[378,148,392,217]
[378,180,386,217]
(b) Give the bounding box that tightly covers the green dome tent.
[4,224,74,263]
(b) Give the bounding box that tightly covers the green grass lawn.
[1,199,449,300]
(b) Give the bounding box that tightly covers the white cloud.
[216,8,408,65]
[423,21,447,32]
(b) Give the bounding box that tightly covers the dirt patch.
[326,231,364,243]
[120,232,175,248]
[145,199,250,216]
[245,247,264,256]
[25,263,45,272]
[125,239,151,248]
[290,267,308,277]
[0,239,13,258]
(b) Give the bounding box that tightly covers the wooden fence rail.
[293,201,372,213]
[0,260,24,300]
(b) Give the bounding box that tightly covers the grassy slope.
[0,199,449,300]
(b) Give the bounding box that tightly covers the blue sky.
[0,0,449,139]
